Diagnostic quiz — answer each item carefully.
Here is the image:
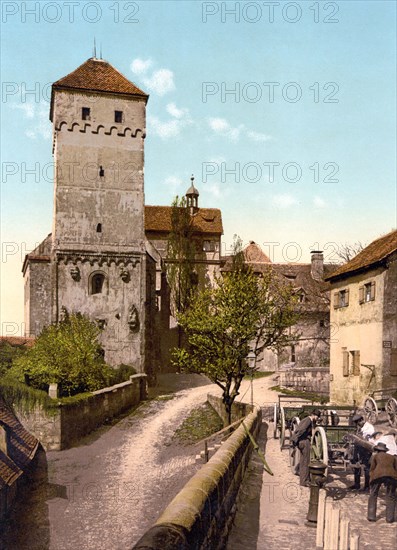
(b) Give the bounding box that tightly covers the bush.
[108,364,137,386]
[8,312,113,397]
[0,341,28,377]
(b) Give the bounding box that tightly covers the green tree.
[172,238,299,423]
[166,195,197,317]
[9,312,111,396]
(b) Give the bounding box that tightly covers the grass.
[270,385,329,404]
[173,402,223,445]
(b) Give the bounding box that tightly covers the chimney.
[311,251,324,281]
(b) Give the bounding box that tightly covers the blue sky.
[1,0,396,334]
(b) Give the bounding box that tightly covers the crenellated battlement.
[55,120,146,138]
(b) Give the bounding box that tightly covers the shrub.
[9,312,113,397]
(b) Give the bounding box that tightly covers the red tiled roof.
[53,58,148,98]
[0,337,34,348]
[145,206,223,235]
[0,399,39,487]
[325,230,397,281]
[244,241,271,263]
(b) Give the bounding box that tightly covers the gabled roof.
[145,206,223,235]
[325,230,397,282]
[244,241,271,264]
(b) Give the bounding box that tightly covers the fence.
[316,489,360,550]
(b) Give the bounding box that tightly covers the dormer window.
[115,110,123,123]
[82,107,90,120]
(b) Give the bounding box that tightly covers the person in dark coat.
[367,441,397,523]
[292,409,321,487]
[348,413,375,491]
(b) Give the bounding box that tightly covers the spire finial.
[191,174,194,184]
[100,42,102,59]
[93,37,97,59]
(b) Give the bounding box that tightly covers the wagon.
[274,397,357,474]
[362,388,397,427]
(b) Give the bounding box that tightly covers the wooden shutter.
[370,281,376,301]
[345,289,349,306]
[359,286,364,304]
[333,292,339,309]
[391,349,397,376]
[343,350,349,376]
[352,350,360,375]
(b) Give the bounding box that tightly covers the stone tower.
[48,57,149,367]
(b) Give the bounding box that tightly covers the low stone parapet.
[15,374,147,451]
[132,398,262,550]
[279,367,330,394]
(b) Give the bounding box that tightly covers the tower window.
[82,107,91,120]
[96,223,102,233]
[99,166,105,177]
[91,273,105,295]
[115,110,123,123]
[291,344,296,363]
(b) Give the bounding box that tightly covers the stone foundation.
[278,367,329,394]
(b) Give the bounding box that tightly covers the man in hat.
[348,413,375,491]
[291,409,322,487]
[368,441,397,523]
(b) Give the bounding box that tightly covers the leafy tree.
[0,341,28,377]
[172,238,299,423]
[166,195,197,317]
[8,312,112,397]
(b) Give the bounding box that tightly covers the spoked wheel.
[279,406,286,450]
[386,398,397,428]
[363,396,378,424]
[273,403,279,439]
[289,416,300,475]
[311,426,329,476]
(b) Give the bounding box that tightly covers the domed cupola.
[185,175,199,215]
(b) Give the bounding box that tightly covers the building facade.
[325,230,397,405]
[23,57,223,375]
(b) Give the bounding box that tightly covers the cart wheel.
[273,403,279,439]
[363,396,378,424]
[279,406,286,450]
[386,398,397,428]
[311,426,329,475]
[289,417,300,475]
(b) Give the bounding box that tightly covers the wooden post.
[323,500,333,550]
[329,504,340,550]
[316,490,326,548]
[204,440,209,463]
[350,531,360,550]
[339,517,350,550]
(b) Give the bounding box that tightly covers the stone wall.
[133,400,262,550]
[15,374,147,451]
[278,367,330,395]
[207,394,253,426]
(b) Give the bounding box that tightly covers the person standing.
[367,442,397,523]
[349,413,375,491]
[292,409,322,487]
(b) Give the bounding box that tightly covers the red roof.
[325,230,397,281]
[145,206,223,235]
[53,58,148,97]
[0,399,39,487]
[51,58,148,120]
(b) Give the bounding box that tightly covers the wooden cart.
[362,389,397,426]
